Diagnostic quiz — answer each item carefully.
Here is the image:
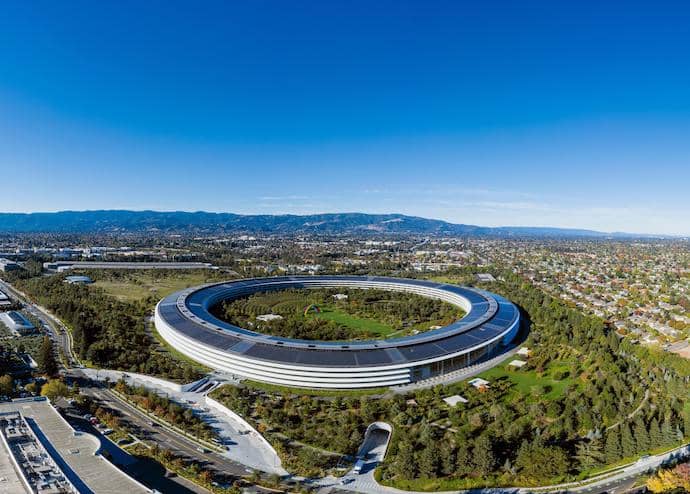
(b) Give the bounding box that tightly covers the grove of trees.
[15,275,203,382]
[213,270,690,488]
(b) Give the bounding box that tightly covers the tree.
[647,463,690,493]
[661,417,675,445]
[391,441,416,479]
[620,422,635,457]
[37,336,58,376]
[439,442,456,476]
[516,440,570,482]
[25,382,39,395]
[0,375,13,396]
[199,470,213,484]
[683,410,690,439]
[575,438,604,470]
[649,418,662,448]
[455,444,472,476]
[40,379,69,401]
[417,446,439,477]
[605,429,621,463]
[634,419,649,452]
[472,435,496,476]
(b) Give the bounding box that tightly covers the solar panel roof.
[157,276,520,368]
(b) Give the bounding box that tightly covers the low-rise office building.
[156,276,521,389]
[0,311,36,336]
[64,275,94,285]
[0,398,151,494]
[44,261,216,271]
[0,410,78,493]
[0,258,21,272]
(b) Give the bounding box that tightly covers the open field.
[91,270,227,302]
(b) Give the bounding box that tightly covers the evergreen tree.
[661,417,675,445]
[472,435,496,476]
[503,458,515,475]
[607,331,619,352]
[605,429,621,463]
[575,438,605,470]
[37,336,58,376]
[417,446,439,477]
[649,418,663,448]
[391,441,416,479]
[455,444,472,476]
[439,443,456,476]
[634,419,650,452]
[683,411,690,439]
[516,440,570,482]
[621,422,635,457]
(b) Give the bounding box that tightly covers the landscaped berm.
[154,275,521,389]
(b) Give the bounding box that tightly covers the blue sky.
[1,1,690,235]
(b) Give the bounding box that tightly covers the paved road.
[75,377,255,480]
[58,407,208,494]
[70,379,294,492]
[78,367,285,474]
[0,278,78,367]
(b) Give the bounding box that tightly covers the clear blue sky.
[1,1,690,235]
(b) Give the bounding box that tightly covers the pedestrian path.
[76,368,287,475]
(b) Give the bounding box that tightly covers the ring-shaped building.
[154,276,520,389]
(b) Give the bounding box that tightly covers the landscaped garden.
[210,270,690,488]
[210,287,465,341]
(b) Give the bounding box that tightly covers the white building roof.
[256,314,284,322]
[508,359,527,368]
[443,395,468,407]
[469,377,490,388]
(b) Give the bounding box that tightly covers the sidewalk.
[78,368,287,475]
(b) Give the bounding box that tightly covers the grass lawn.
[478,364,575,400]
[93,270,224,302]
[312,307,396,337]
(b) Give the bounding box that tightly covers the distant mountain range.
[0,210,661,238]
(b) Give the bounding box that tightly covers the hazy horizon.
[0,208,684,237]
